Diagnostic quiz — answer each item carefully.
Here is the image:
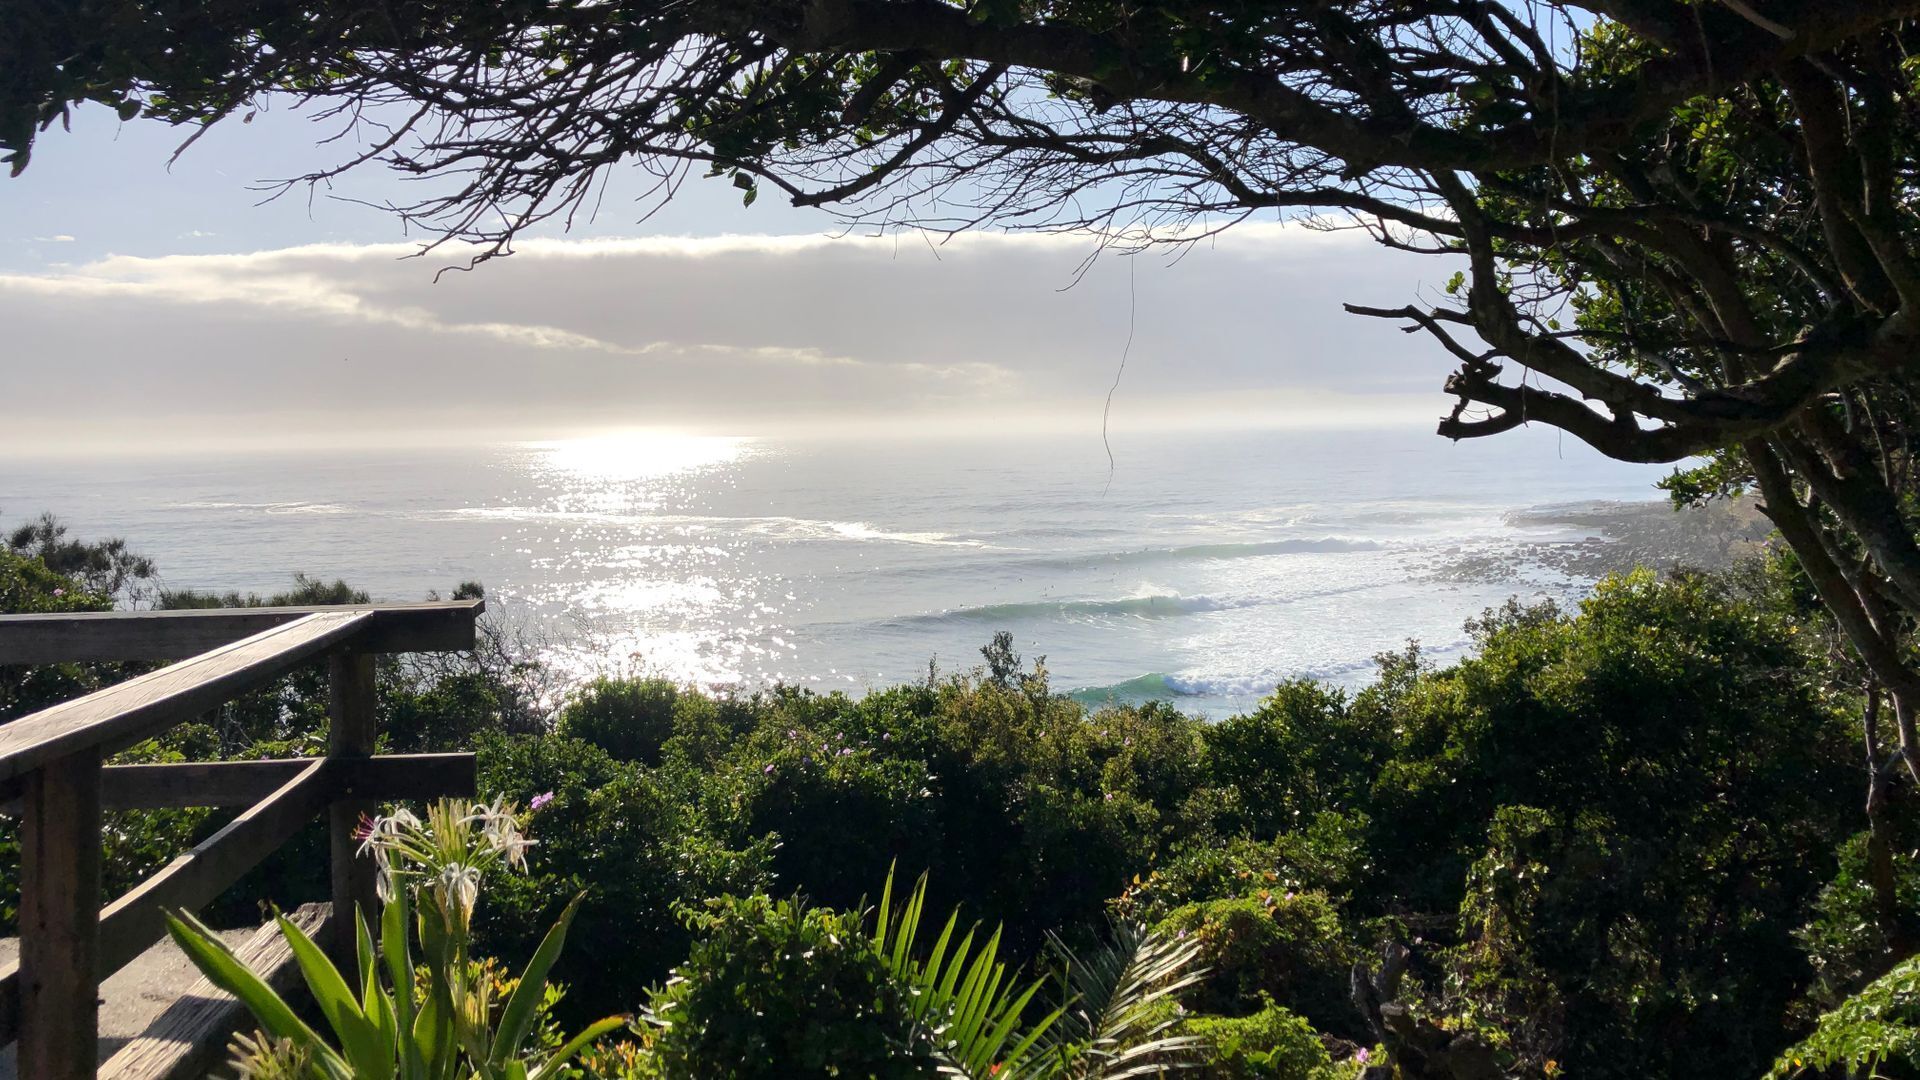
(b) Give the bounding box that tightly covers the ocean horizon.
[3,424,1683,715]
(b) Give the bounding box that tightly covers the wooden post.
[19,750,103,1079]
[328,650,378,965]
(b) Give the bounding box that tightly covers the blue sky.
[0,103,1462,451]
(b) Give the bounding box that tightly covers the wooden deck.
[0,903,330,1080]
[0,601,484,1078]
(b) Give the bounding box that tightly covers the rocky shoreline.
[1434,498,1775,584]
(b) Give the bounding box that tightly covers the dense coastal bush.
[636,890,937,1078]
[0,516,1903,1077]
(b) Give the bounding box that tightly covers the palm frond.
[874,868,1064,1079]
[1043,921,1209,1079]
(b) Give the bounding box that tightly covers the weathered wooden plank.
[17,751,103,1079]
[0,599,482,665]
[96,903,332,1080]
[0,753,478,812]
[0,753,473,1045]
[0,612,374,785]
[95,758,334,984]
[328,650,380,963]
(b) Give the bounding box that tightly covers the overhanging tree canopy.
[10,3,1920,759]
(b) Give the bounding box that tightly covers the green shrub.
[1182,998,1350,1079]
[1796,828,1920,1015]
[1200,682,1384,839]
[1343,573,1853,1078]
[475,734,773,1015]
[639,893,934,1079]
[1769,952,1920,1078]
[383,670,514,753]
[1157,892,1357,1034]
[1119,815,1373,925]
[739,731,942,912]
[555,677,684,765]
[0,548,115,722]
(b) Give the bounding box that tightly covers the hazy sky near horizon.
[1,104,1470,452]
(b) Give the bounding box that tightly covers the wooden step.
[0,903,330,1080]
[97,903,331,1080]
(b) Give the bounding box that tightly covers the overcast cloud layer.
[0,222,1464,451]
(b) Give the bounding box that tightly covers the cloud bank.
[0,223,1463,451]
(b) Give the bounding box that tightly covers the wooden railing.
[0,600,485,1078]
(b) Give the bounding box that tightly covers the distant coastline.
[1070,496,1777,710]
[1435,497,1773,584]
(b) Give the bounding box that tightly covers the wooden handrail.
[0,753,480,813]
[0,600,485,1074]
[0,612,370,785]
[100,760,333,1005]
[0,599,482,665]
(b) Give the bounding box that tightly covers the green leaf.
[279,910,389,1079]
[356,908,401,1067]
[381,888,425,1080]
[491,891,587,1065]
[413,899,457,1078]
[530,1016,630,1080]
[165,909,353,1079]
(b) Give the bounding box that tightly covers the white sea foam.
[11,426,1672,714]
[442,506,980,546]
[175,500,349,515]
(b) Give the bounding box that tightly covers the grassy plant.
[167,797,624,1080]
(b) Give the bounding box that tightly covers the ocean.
[2,425,1673,716]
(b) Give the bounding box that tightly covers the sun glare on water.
[525,431,759,483]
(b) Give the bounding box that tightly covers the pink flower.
[1355,1048,1371,1064]
[529,791,555,812]
[51,588,65,597]
[763,763,775,775]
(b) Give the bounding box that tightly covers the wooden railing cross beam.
[0,598,483,1076]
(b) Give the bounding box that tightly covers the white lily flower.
[438,862,481,920]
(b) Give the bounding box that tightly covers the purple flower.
[51,588,65,597]
[529,791,555,812]
[763,763,776,775]
[1355,1048,1370,1065]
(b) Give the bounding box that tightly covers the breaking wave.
[892,593,1249,628]
[1018,537,1383,572]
